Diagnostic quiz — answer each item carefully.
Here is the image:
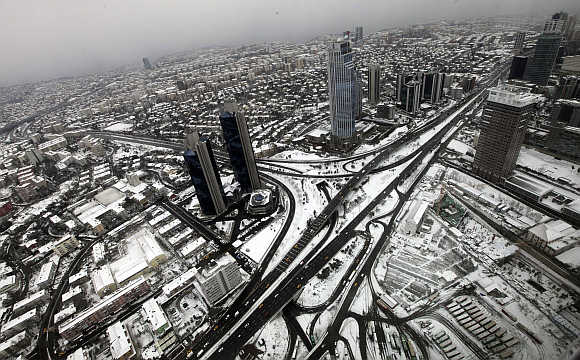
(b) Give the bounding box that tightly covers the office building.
[561,55,580,73]
[195,255,242,306]
[183,134,226,215]
[328,40,362,139]
[473,85,540,183]
[514,31,526,52]
[509,56,528,80]
[368,64,381,105]
[558,75,580,99]
[400,80,421,115]
[355,26,363,42]
[525,18,563,86]
[544,12,568,34]
[184,126,199,151]
[422,72,445,104]
[219,103,261,192]
[547,99,580,158]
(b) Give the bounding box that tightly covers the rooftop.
[487,84,541,108]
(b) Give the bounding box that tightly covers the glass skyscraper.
[219,104,261,193]
[328,40,361,139]
[183,136,226,215]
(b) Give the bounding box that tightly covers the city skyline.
[0,0,579,86]
[0,8,580,360]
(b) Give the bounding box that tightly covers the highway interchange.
[23,59,519,360]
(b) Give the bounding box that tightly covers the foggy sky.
[0,0,578,87]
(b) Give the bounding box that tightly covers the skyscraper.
[473,85,540,183]
[219,103,261,192]
[184,126,199,151]
[422,72,445,104]
[524,14,565,86]
[544,12,568,34]
[143,57,153,70]
[368,64,381,105]
[328,40,362,139]
[514,31,526,52]
[183,134,226,215]
[355,26,363,42]
[508,56,528,80]
[400,80,421,115]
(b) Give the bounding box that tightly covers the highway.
[192,87,486,360]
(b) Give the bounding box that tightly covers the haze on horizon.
[0,0,578,87]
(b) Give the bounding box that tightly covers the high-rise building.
[183,134,226,215]
[547,99,580,158]
[143,57,153,70]
[219,103,261,192]
[508,56,528,80]
[368,64,381,105]
[355,26,363,42]
[525,15,565,86]
[396,73,415,102]
[328,40,362,139]
[544,12,568,34]
[558,75,580,99]
[514,31,526,52]
[400,80,421,115]
[422,72,445,104]
[184,126,199,151]
[473,85,540,183]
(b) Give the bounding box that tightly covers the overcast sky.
[0,0,578,86]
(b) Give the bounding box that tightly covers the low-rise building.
[59,277,150,341]
[66,347,91,360]
[38,136,68,153]
[403,200,429,234]
[12,289,49,316]
[526,219,580,255]
[107,321,136,360]
[53,234,80,256]
[91,265,117,298]
[195,255,243,306]
[35,261,57,290]
[69,269,89,287]
[0,331,30,358]
[1,309,38,338]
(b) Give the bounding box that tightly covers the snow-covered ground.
[253,314,289,359]
[297,236,363,307]
[104,121,133,132]
[518,146,580,186]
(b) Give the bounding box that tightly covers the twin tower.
[183,103,261,215]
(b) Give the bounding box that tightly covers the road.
[195,88,485,360]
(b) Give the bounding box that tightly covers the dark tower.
[219,103,261,193]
